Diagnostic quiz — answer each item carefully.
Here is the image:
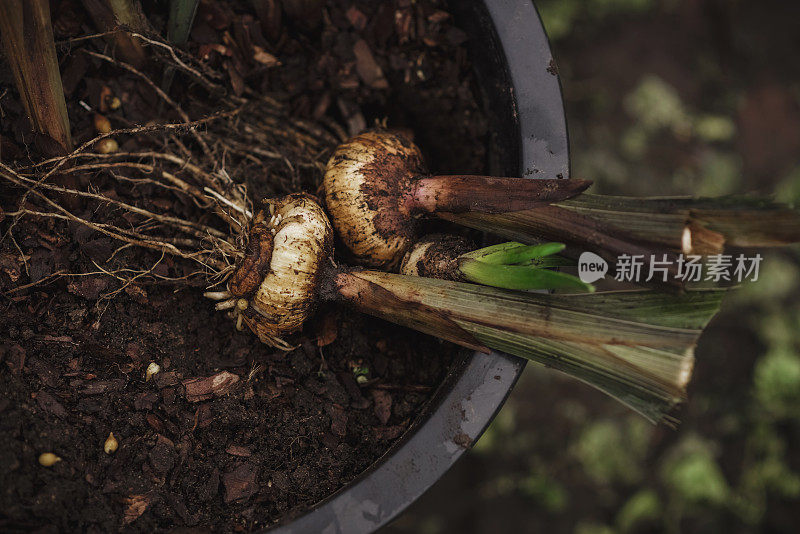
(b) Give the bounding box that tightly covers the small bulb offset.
[399,234,471,280]
[145,362,161,381]
[95,138,119,154]
[93,114,112,134]
[38,452,61,467]
[104,432,118,454]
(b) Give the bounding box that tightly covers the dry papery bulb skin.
[205,193,333,349]
[400,234,473,281]
[324,130,426,268]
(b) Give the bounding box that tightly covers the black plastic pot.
[268,1,569,532]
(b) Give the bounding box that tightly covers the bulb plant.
[323,131,800,282]
[0,116,727,424]
[5,129,711,423]
[1,29,795,426]
[194,193,727,422]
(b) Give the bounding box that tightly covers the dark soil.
[0,1,488,531]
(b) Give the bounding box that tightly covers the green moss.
[519,471,568,513]
[588,0,655,16]
[620,126,649,160]
[538,0,656,41]
[660,438,729,505]
[754,348,800,418]
[574,522,616,534]
[537,0,581,40]
[775,166,800,205]
[734,422,800,523]
[574,417,651,485]
[694,115,737,142]
[695,151,742,196]
[624,75,692,137]
[736,254,799,304]
[616,489,661,532]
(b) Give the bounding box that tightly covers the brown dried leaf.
[146,413,165,433]
[225,61,245,96]
[80,379,124,395]
[124,284,148,305]
[394,7,414,44]
[427,10,450,24]
[0,252,21,282]
[251,0,281,41]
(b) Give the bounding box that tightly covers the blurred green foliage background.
[384,0,800,532]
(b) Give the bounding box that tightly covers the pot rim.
[266,1,569,531]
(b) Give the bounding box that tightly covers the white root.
[204,187,253,219]
[215,298,238,311]
[203,290,233,300]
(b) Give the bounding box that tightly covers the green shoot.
[462,241,566,265]
[457,242,593,292]
[528,255,576,268]
[459,260,594,292]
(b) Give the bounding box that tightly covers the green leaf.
[337,270,727,423]
[462,241,566,265]
[168,0,200,45]
[442,193,800,288]
[459,259,594,292]
[528,255,576,268]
